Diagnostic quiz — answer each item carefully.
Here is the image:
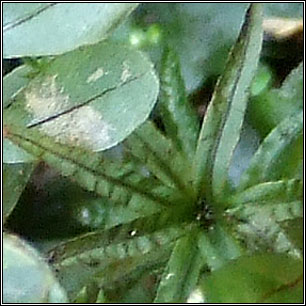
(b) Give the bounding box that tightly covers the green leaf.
[3,162,36,223]
[8,175,161,239]
[4,40,159,152]
[117,271,157,303]
[73,283,105,303]
[229,179,302,207]
[249,62,303,136]
[3,3,139,57]
[134,4,301,92]
[250,64,273,96]
[280,218,303,252]
[201,253,303,303]
[192,4,263,203]
[3,233,68,303]
[3,65,37,163]
[74,285,92,303]
[101,257,165,303]
[278,62,303,106]
[49,223,192,300]
[197,223,242,271]
[159,48,199,161]
[238,110,303,191]
[5,125,174,209]
[267,133,303,181]
[76,196,161,232]
[3,139,36,163]
[3,64,31,108]
[154,232,203,303]
[227,200,303,257]
[124,121,194,199]
[95,289,106,303]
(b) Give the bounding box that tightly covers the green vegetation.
[3,3,303,303]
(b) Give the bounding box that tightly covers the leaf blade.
[197,223,242,271]
[192,4,263,203]
[124,121,194,199]
[5,125,173,208]
[238,110,303,191]
[159,48,199,161]
[3,162,36,223]
[249,62,303,136]
[154,232,203,303]
[3,3,139,57]
[49,224,191,300]
[228,179,302,207]
[5,40,159,152]
[201,253,303,303]
[227,200,303,258]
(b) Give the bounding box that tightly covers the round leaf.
[7,41,159,151]
[3,3,138,58]
[3,233,68,303]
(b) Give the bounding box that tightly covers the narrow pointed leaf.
[73,286,91,303]
[5,125,173,208]
[49,224,191,300]
[159,48,199,161]
[124,121,193,198]
[197,223,242,271]
[73,283,104,303]
[238,110,303,191]
[96,289,106,303]
[201,253,303,303]
[227,200,303,257]
[228,179,302,207]
[102,258,166,303]
[4,40,159,152]
[154,232,203,303]
[3,3,138,57]
[192,4,263,202]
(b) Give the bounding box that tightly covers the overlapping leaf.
[3,64,36,163]
[3,3,302,304]
[48,222,193,300]
[249,62,303,136]
[3,64,31,108]
[124,121,193,199]
[3,162,36,223]
[197,223,242,271]
[3,3,138,57]
[226,199,303,257]
[4,40,159,152]
[5,125,176,210]
[201,253,303,303]
[228,178,302,207]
